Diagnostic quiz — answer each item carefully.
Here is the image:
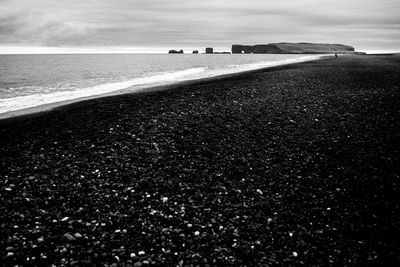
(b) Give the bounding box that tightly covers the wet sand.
[1,55,399,266]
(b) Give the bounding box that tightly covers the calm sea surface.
[0,54,321,114]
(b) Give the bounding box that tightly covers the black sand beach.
[1,55,399,266]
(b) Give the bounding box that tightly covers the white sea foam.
[0,67,205,114]
[0,55,325,117]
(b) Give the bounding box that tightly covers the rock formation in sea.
[242,45,254,54]
[205,47,214,54]
[253,44,283,54]
[231,45,243,54]
[168,49,184,54]
[231,43,355,54]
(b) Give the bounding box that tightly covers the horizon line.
[0,46,398,55]
[0,46,232,55]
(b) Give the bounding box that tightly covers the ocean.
[0,54,323,116]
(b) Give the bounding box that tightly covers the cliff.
[205,47,214,54]
[232,43,355,54]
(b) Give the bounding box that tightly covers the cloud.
[0,5,93,46]
[0,0,399,51]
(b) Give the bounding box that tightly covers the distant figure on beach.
[335,53,338,57]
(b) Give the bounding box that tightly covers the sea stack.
[205,47,213,54]
[168,49,184,54]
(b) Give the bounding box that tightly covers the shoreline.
[1,55,399,265]
[0,55,328,121]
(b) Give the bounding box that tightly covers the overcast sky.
[0,0,399,53]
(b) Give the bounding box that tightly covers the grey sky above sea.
[0,0,399,53]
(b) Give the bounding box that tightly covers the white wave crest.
[0,55,325,116]
[0,67,206,114]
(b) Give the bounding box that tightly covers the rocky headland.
[232,43,355,54]
[169,43,356,54]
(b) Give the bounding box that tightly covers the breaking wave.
[0,55,324,115]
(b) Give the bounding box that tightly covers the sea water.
[0,54,323,115]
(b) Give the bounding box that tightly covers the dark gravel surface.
[1,55,399,266]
